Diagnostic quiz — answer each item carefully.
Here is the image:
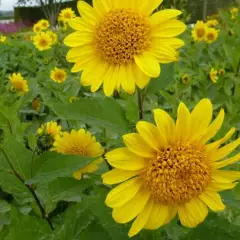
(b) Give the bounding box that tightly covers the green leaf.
[147,63,175,94]
[41,94,130,133]
[26,152,97,184]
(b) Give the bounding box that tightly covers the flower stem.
[137,88,144,120]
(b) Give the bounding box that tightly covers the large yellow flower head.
[50,67,67,83]
[33,23,42,33]
[0,36,7,43]
[9,73,29,94]
[52,129,104,180]
[38,19,50,30]
[205,28,219,44]
[102,99,240,237]
[192,21,207,42]
[64,0,186,97]
[209,68,218,83]
[33,32,53,51]
[58,7,76,23]
[37,121,62,139]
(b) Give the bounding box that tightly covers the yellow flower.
[181,74,190,84]
[192,21,207,42]
[231,7,239,15]
[209,68,218,83]
[38,19,50,30]
[58,8,76,23]
[33,23,42,33]
[69,96,78,103]
[102,99,240,237]
[52,129,104,180]
[37,121,62,139]
[46,30,58,44]
[50,67,67,83]
[205,28,219,43]
[218,69,226,76]
[206,19,218,28]
[9,73,29,94]
[64,0,186,97]
[0,36,7,43]
[33,32,53,51]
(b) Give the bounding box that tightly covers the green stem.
[0,148,54,231]
[137,88,143,120]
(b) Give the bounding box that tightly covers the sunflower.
[50,67,67,83]
[38,19,50,30]
[192,21,207,42]
[209,68,218,83]
[33,23,42,33]
[64,0,186,97]
[52,129,104,180]
[0,36,7,43]
[33,32,53,51]
[9,73,29,94]
[206,19,218,28]
[37,121,62,139]
[205,28,218,44]
[46,30,58,44]
[58,7,76,23]
[102,99,240,237]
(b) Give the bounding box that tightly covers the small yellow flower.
[218,69,226,76]
[102,99,240,237]
[206,19,218,28]
[181,74,190,84]
[9,73,29,94]
[205,28,219,43]
[192,21,207,42]
[52,129,104,180]
[50,67,67,83]
[209,68,218,83]
[33,32,53,51]
[0,36,7,43]
[38,19,50,30]
[33,23,42,33]
[58,8,76,23]
[32,98,40,111]
[46,30,58,44]
[69,96,78,103]
[64,0,186,97]
[37,121,62,139]
[231,7,239,15]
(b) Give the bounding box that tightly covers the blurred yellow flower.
[209,68,218,83]
[218,69,226,76]
[0,36,7,43]
[37,121,62,139]
[206,19,218,28]
[103,99,240,237]
[9,73,29,94]
[192,21,207,42]
[33,23,42,33]
[50,67,67,83]
[69,96,78,103]
[58,8,76,23]
[32,98,40,111]
[181,74,190,84]
[38,19,50,30]
[205,28,219,43]
[52,129,104,180]
[46,30,58,44]
[64,0,186,97]
[33,32,53,51]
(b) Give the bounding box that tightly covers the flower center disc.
[143,143,212,205]
[95,8,151,64]
[196,28,205,38]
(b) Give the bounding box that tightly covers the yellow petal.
[71,55,96,73]
[178,198,208,228]
[134,52,161,78]
[77,1,98,25]
[105,147,148,170]
[136,121,167,151]
[144,201,169,229]
[190,99,213,141]
[164,207,178,224]
[73,162,99,180]
[212,170,240,183]
[103,65,119,97]
[119,64,136,95]
[93,0,112,15]
[213,153,240,169]
[132,64,151,89]
[152,37,185,50]
[206,181,238,192]
[68,17,94,31]
[151,45,177,63]
[176,102,191,142]
[213,137,240,161]
[128,198,153,237]
[150,9,182,28]
[152,20,186,38]
[139,0,163,15]
[102,169,141,185]
[123,133,156,158]
[199,191,225,211]
[197,109,225,145]
[153,109,176,144]
[64,31,93,47]
[112,187,151,223]
[105,177,142,208]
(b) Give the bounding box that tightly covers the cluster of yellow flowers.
[192,20,219,43]
[8,73,29,95]
[230,7,239,19]
[32,19,57,51]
